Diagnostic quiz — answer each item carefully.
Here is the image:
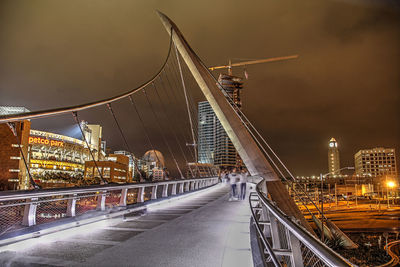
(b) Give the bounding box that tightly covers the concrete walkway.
[0,184,254,267]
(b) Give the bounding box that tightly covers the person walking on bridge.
[239,169,249,200]
[228,168,239,200]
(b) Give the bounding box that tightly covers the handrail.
[0,177,214,201]
[0,28,173,123]
[253,178,354,267]
[249,192,282,267]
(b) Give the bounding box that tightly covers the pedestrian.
[228,168,239,200]
[239,169,248,200]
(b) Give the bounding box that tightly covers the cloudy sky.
[0,0,399,176]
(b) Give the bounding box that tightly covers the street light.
[386,178,396,208]
[320,166,355,242]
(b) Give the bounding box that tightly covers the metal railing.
[249,177,354,267]
[0,177,219,237]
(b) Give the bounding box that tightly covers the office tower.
[354,147,397,177]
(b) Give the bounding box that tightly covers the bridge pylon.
[157,11,313,233]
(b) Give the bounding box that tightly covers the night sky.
[0,0,399,176]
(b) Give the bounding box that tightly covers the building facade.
[84,154,130,184]
[198,101,216,164]
[328,138,341,176]
[114,150,136,180]
[197,74,244,169]
[28,130,93,187]
[0,106,31,190]
[354,147,397,178]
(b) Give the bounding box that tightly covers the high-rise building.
[198,101,216,164]
[197,74,244,169]
[328,138,341,176]
[354,148,397,178]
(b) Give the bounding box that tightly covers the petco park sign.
[28,136,64,147]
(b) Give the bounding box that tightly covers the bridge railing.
[0,177,219,237]
[249,177,354,267]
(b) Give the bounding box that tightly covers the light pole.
[386,178,396,208]
[320,166,354,242]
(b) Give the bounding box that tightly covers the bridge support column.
[119,188,128,207]
[179,183,184,194]
[194,181,199,190]
[67,194,77,217]
[171,183,177,195]
[185,182,190,192]
[97,192,106,211]
[151,185,158,200]
[22,198,38,226]
[162,184,168,198]
[137,187,144,203]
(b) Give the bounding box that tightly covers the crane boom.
[208,55,299,71]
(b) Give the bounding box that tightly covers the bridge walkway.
[0,184,254,267]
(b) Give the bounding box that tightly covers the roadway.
[302,201,400,232]
[0,184,254,267]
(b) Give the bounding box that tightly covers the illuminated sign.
[29,136,64,147]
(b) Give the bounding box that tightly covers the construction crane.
[208,55,299,77]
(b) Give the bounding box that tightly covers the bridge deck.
[0,184,254,267]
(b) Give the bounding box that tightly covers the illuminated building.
[198,101,216,164]
[0,106,31,190]
[142,150,165,181]
[28,130,94,187]
[197,74,244,169]
[328,138,341,176]
[81,121,106,161]
[355,148,397,178]
[84,154,130,183]
[187,163,218,178]
[114,150,136,179]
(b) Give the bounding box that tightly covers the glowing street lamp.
[386,179,396,208]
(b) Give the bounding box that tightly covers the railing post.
[190,181,195,191]
[287,230,304,267]
[67,194,77,217]
[269,211,282,250]
[162,184,168,198]
[22,198,38,226]
[171,183,177,195]
[179,183,184,194]
[151,185,158,200]
[137,187,144,203]
[119,188,128,207]
[194,181,199,190]
[97,191,106,211]
[185,182,190,192]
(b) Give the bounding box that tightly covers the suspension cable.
[128,95,163,172]
[162,68,197,176]
[166,60,211,177]
[213,77,322,215]
[106,103,143,181]
[168,54,214,176]
[174,44,197,162]
[143,85,184,179]
[72,112,107,185]
[158,72,195,178]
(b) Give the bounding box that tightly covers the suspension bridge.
[0,11,354,266]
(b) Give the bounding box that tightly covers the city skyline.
[0,1,399,175]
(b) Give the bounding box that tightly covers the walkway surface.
[0,184,254,267]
